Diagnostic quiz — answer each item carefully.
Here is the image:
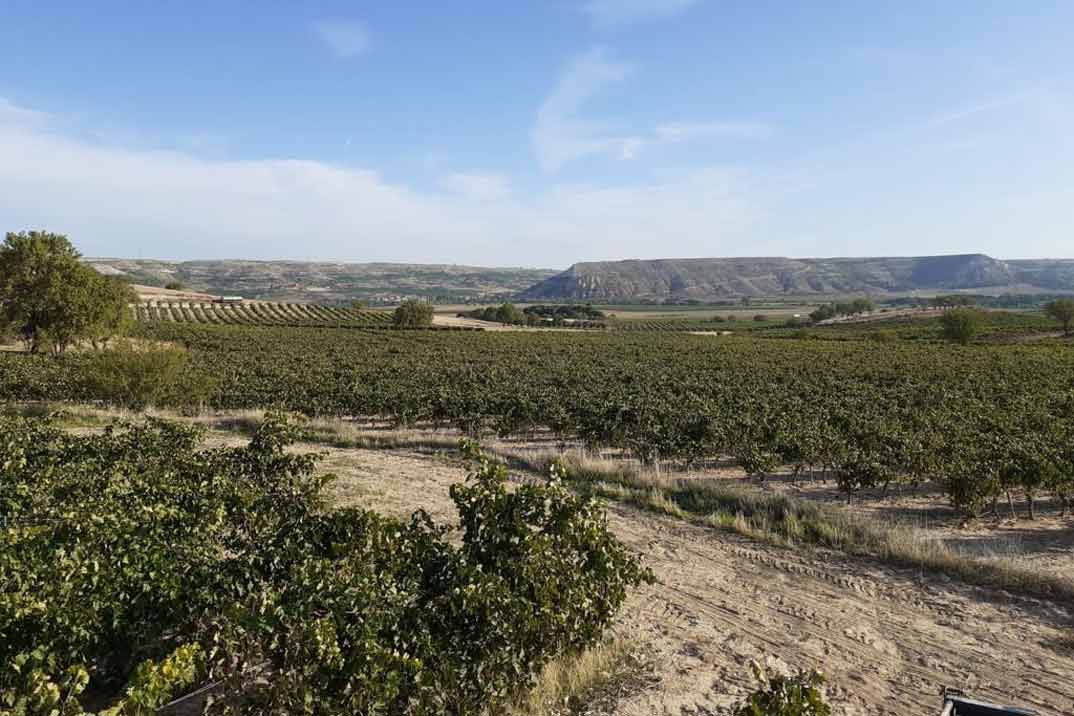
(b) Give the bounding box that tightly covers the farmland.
[5,321,1074,518]
[3,314,1074,714]
[133,300,395,327]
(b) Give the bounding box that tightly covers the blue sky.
[1,1,1071,266]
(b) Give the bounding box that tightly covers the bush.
[753,314,767,322]
[1044,298,1074,336]
[809,305,836,322]
[164,281,184,291]
[0,416,651,715]
[393,298,434,327]
[939,308,982,345]
[732,666,831,716]
[83,340,194,410]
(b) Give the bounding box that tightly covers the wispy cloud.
[313,19,371,58]
[532,49,640,172]
[583,0,700,28]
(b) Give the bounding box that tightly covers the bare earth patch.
[301,443,1074,716]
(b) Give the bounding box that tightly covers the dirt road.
[300,445,1074,714]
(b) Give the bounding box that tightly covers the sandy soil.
[297,443,1074,716]
[132,284,216,301]
[432,314,592,332]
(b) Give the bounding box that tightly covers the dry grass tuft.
[507,638,654,716]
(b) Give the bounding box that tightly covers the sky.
[0,1,1072,267]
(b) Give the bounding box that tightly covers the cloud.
[0,98,759,264]
[440,172,511,202]
[583,0,700,28]
[313,19,371,58]
[532,49,641,172]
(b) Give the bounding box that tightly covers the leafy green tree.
[809,304,836,322]
[0,231,133,352]
[494,302,524,325]
[939,307,981,345]
[850,297,874,314]
[1044,298,1074,336]
[164,280,184,291]
[84,276,137,349]
[392,298,434,327]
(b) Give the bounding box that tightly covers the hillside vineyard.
[3,323,1072,518]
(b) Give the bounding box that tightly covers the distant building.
[214,296,244,304]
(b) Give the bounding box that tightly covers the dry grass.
[528,452,1074,603]
[506,638,653,716]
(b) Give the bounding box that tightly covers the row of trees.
[808,297,875,322]
[0,231,134,352]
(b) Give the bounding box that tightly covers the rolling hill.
[519,255,1074,301]
[86,259,558,303]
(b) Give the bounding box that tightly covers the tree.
[84,276,137,349]
[392,298,434,327]
[1044,298,1074,336]
[0,231,134,353]
[939,307,981,345]
[494,303,524,325]
[809,304,836,322]
[164,281,184,291]
[850,297,874,314]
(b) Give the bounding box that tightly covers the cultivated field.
[50,410,1074,715]
[4,307,1073,714]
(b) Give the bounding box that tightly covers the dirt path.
[238,441,1074,714]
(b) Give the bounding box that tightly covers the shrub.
[1044,298,1074,336]
[83,340,194,410]
[0,416,650,715]
[753,314,768,322]
[939,307,982,345]
[164,281,184,291]
[809,305,836,322]
[393,298,434,327]
[732,666,831,716]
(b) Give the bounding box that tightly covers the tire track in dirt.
[605,503,1073,716]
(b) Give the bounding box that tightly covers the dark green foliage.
[393,299,435,327]
[522,304,606,322]
[0,231,134,353]
[83,341,206,410]
[1044,298,1074,336]
[3,323,1073,518]
[939,307,982,345]
[732,667,831,716]
[809,298,872,323]
[0,414,648,715]
[164,281,184,291]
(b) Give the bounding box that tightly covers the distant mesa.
[519,254,1074,301]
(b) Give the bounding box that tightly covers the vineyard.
[3,322,1072,519]
[0,414,650,714]
[133,300,396,328]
